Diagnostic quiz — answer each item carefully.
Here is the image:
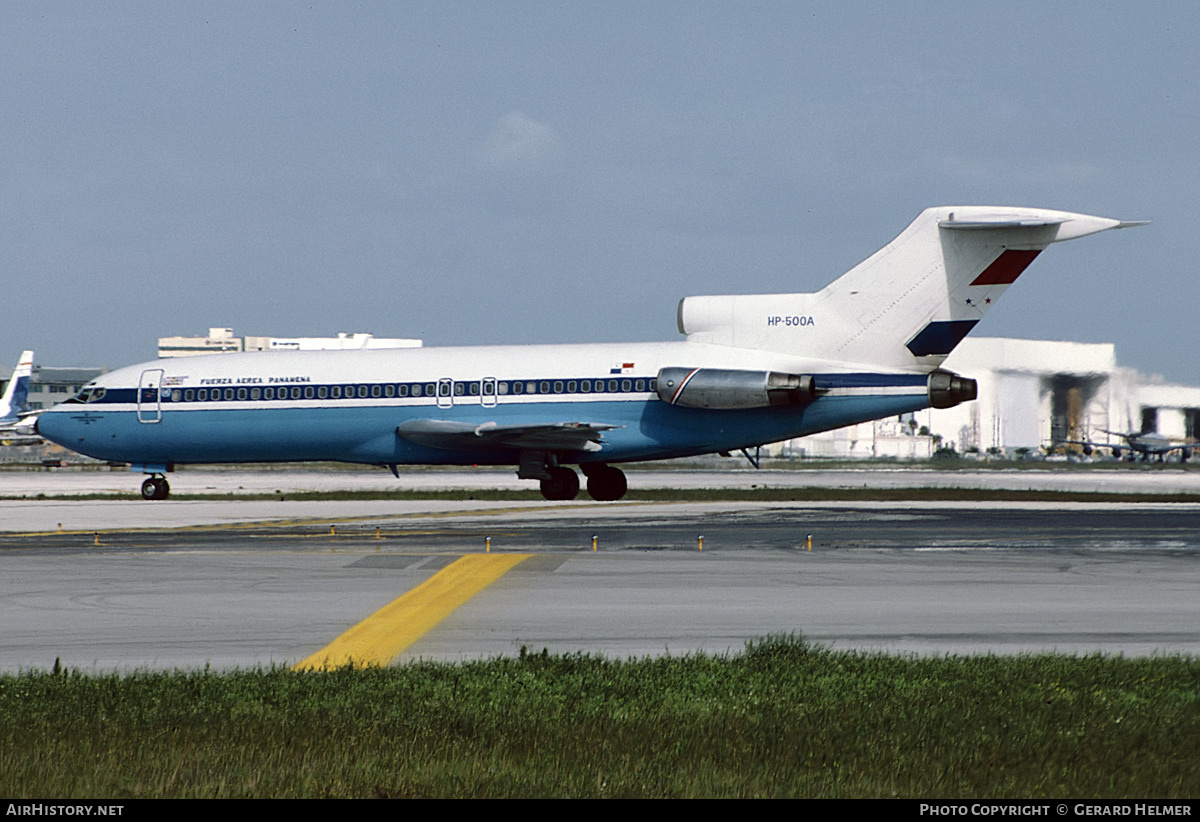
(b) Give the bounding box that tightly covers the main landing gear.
[531,463,628,501]
[539,466,580,500]
[582,463,627,501]
[141,475,170,501]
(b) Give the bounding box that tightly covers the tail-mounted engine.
[927,370,977,409]
[657,367,816,409]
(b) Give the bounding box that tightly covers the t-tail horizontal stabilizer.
[677,207,1144,372]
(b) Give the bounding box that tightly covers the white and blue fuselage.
[36,206,1139,500]
[38,341,932,467]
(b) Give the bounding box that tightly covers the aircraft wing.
[396,419,621,453]
[0,409,41,437]
[0,434,43,447]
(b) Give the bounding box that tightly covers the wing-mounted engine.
[657,367,816,409]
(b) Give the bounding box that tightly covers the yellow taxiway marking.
[293,552,531,670]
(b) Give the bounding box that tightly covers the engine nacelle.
[657,367,815,409]
[927,370,977,409]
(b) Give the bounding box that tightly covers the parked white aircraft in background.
[37,207,1142,500]
[0,350,41,446]
[1075,429,1198,462]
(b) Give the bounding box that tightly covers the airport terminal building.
[157,327,422,357]
[782,337,1200,459]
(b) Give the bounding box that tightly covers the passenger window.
[305,386,315,399]
[251,388,261,400]
[198,389,208,401]
[635,379,645,392]
[184,390,194,402]
[539,381,550,394]
[384,385,394,398]
[171,390,182,402]
[399,384,410,397]
[581,380,591,393]
[454,382,465,396]
[608,380,618,392]
[317,386,328,399]
[621,379,631,392]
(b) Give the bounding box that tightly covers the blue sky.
[3,3,1196,382]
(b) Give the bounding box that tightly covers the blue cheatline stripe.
[72,371,932,409]
[905,320,979,357]
[68,375,660,407]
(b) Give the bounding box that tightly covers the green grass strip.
[2,636,1196,798]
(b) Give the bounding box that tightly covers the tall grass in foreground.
[2,637,1196,798]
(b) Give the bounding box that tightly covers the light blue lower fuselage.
[38,394,929,467]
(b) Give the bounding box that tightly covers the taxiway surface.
[1,467,1198,671]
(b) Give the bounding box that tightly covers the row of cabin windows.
[159,378,656,404]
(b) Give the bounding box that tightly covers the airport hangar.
[3,328,1199,464]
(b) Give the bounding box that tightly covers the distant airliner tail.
[0,351,34,423]
[678,207,1142,371]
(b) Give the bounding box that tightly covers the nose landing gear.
[140,475,170,501]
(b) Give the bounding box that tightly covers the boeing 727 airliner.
[36,207,1142,500]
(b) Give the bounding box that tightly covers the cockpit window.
[71,385,106,403]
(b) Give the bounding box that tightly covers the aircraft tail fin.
[678,207,1142,371]
[0,351,34,422]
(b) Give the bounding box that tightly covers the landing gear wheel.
[586,465,627,501]
[539,466,580,501]
[141,476,169,501]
